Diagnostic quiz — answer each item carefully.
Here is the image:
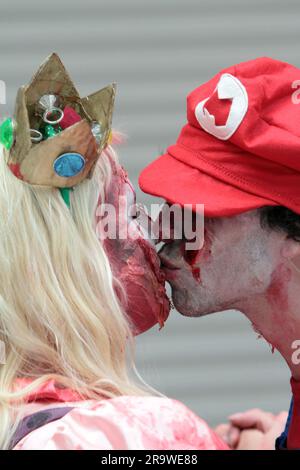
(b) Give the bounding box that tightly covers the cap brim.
[139,151,277,217]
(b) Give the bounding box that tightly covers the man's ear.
[281,237,300,263]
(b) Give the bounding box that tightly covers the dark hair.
[259,206,300,242]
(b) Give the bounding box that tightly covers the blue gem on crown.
[53,152,85,178]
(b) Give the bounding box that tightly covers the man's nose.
[158,240,184,269]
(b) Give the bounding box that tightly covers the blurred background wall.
[1,0,297,426]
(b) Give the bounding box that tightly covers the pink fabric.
[14,378,83,403]
[13,380,228,450]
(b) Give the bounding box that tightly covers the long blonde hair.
[0,141,150,449]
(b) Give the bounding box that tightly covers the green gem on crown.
[0,118,15,150]
[40,123,62,140]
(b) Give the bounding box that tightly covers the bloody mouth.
[159,227,212,285]
[103,234,171,336]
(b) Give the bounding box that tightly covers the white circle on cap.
[195,73,248,140]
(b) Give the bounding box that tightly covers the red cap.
[139,57,300,217]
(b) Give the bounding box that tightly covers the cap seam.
[171,142,300,208]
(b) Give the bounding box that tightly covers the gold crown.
[3,52,116,189]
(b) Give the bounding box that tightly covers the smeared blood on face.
[192,267,201,282]
[96,158,170,335]
[182,229,211,283]
[266,264,291,312]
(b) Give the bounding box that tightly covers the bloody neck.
[233,262,300,381]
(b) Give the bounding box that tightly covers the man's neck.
[234,263,300,381]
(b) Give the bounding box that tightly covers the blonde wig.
[0,139,152,449]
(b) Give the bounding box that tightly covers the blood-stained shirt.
[276,377,300,450]
[12,379,228,451]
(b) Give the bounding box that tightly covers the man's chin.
[178,308,211,318]
[171,292,214,318]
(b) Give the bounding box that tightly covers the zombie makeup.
[159,210,286,317]
[96,157,170,335]
[159,207,300,378]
